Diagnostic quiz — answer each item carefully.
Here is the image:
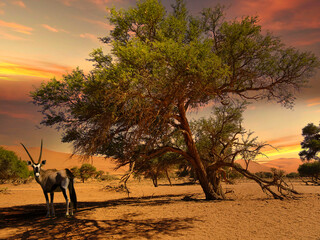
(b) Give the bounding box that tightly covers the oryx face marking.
[31,163,41,178]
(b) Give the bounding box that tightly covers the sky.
[0,0,320,162]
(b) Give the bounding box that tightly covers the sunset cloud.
[306,97,320,107]
[231,0,320,31]
[60,0,78,7]
[0,30,26,40]
[12,1,26,8]
[0,62,58,79]
[0,19,33,35]
[80,32,98,42]
[41,24,59,32]
[0,2,5,15]
[0,110,35,122]
[255,135,302,160]
[0,59,71,81]
[80,17,114,31]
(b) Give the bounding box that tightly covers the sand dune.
[2,145,303,174]
[262,158,303,173]
[1,145,127,175]
[235,159,271,173]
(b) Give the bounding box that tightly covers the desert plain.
[0,178,320,240]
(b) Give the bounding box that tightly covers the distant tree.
[134,152,179,187]
[298,123,320,184]
[79,163,97,183]
[286,172,299,179]
[95,170,105,179]
[31,0,319,200]
[225,163,243,180]
[0,147,31,183]
[298,161,320,185]
[255,171,273,179]
[299,123,320,161]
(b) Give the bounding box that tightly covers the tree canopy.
[32,0,319,200]
[299,123,320,161]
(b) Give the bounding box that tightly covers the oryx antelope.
[21,140,77,217]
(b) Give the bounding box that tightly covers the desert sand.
[0,178,320,240]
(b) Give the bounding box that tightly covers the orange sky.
[0,0,320,160]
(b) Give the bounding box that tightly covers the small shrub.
[100,173,119,181]
[286,172,299,179]
[79,163,97,183]
[0,147,31,183]
[255,171,273,179]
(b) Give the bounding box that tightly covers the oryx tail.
[66,169,77,211]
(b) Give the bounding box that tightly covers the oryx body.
[21,141,77,217]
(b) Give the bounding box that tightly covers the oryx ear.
[27,161,32,166]
[41,160,46,165]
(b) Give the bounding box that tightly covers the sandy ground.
[0,179,320,240]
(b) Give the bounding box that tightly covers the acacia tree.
[31,0,318,200]
[298,123,320,184]
[299,123,320,161]
[134,152,179,187]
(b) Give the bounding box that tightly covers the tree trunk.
[152,176,158,187]
[195,167,225,200]
[178,101,224,200]
[165,169,172,186]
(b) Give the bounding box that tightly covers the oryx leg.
[43,191,50,217]
[50,192,55,217]
[61,187,69,216]
[68,189,74,216]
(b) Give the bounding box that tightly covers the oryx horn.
[20,142,35,164]
[38,139,43,164]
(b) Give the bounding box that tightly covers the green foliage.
[70,166,80,178]
[286,172,299,179]
[100,172,119,181]
[30,0,319,199]
[255,171,273,179]
[0,147,31,183]
[225,163,243,180]
[79,163,97,183]
[95,170,105,179]
[134,153,179,187]
[298,161,320,180]
[299,123,320,161]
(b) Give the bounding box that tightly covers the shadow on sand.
[0,194,199,239]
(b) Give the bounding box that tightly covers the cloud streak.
[0,2,5,15]
[80,32,99,42]
[41,24,59,32]
[306,97,320,107]
[80,17,114,31]
[231,0,320,31]
[0,62,63,79]
[12,1,26,8]
[256,134,302,160]
[0,19,33,35]
[0,29,26,40]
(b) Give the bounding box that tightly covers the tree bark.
[165,169,172,186]
[152,176,158,187]
[178,101,224,200]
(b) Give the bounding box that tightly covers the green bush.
[100,172,119,181]
[255,171,273,179]
[0,147,31,183]
[286,172,299,178]
[70,166,80,178]
[298,161,320,184]
[79,163,97,183]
